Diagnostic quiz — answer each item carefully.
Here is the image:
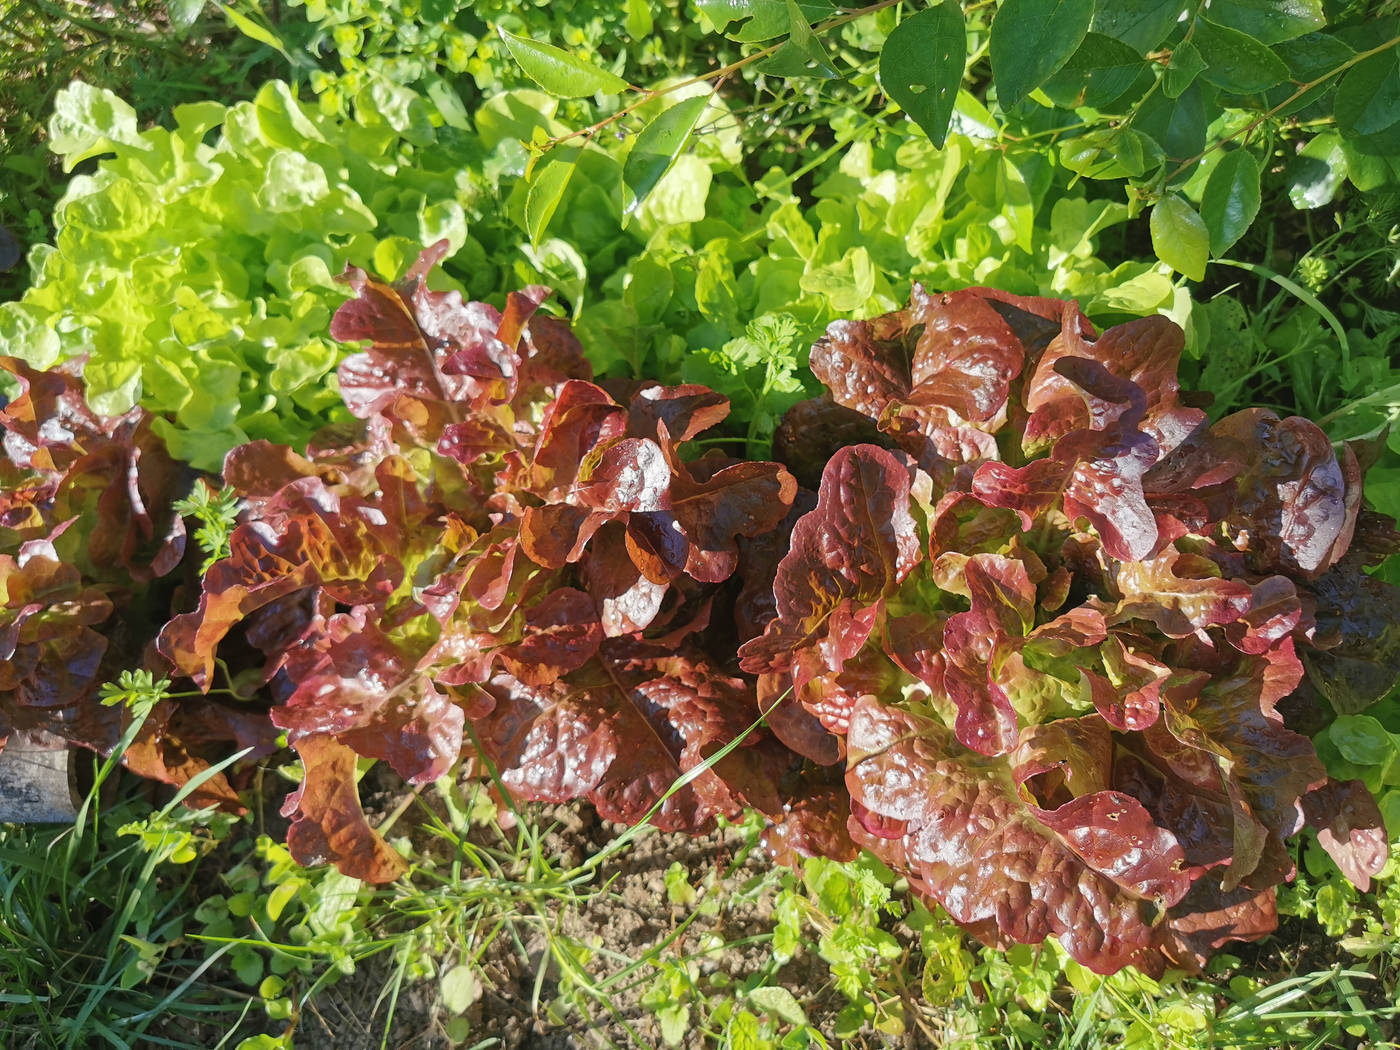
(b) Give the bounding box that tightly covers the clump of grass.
[0,725,252,1049]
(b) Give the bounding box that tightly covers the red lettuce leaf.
[763,766,859,866]
[941,553,1036,755]
[282,734,409,883]
[845,697,1190,975]
[1215,410,1350,577]
[1299,779,1389,892]
[1301,557,1400,714]
[271,611,468,784]
[1163,876,1278,972]
[1160,642,1325,890]
[471,640,787,830]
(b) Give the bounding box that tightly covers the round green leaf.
[441,964,482,1015]
[879,3,966,149]
[1330,715,1396,768]
[748,985,809,1026]
[1288,133,1348,209]
[499,30,629,98]
[1192,17,1289,94]
[624,95,709,216]
[1150,196,1209,281]
[1200,150,1260,255]
[990,0,1095,106]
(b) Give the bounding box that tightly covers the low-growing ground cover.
[3,1,1400,1048]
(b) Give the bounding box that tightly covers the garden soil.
[174,763,869,1050]
[159,763,1383,1050]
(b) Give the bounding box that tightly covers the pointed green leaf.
[1163,40,1205,98]
[624,96,709,216]
[1335,50,1400,140]
[998,155,1034,252]
[525,151,579,245]
[990,0,1096,106]
[625,0,654,37]
[1200,150,1260,255]
[878,2,966,148]
[1042,33,1146,109]
[1150,196,1209,281]
[1205,0,1324,45]
[696,0,833,41]
[759,0,839,78]
[1091,0,1184,53]
[499,30,630,98]
[1192,17,1289,94]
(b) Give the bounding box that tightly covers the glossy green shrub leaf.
[1273,33,1356,106]
[879,2,965,148]
[1133,79,1209,163]
[625,0,653,37]
[990,0,1096,106]
[624,95,710,216]
[759,0,839,78]
[525,151,580,245]
[1200,150,1261,255]
[1090,0,1184,53]
[1061,128,1153,179]
[1288,133,1348,209]
[1150,195,1209,280]
[499,30,630,97]
[1163,40,1205,98]
[1335,50,1400,142]
[695,0,832,41]
[1042,33,1144,109]
[1206,0,1324,45]
[1192,17,1290,93]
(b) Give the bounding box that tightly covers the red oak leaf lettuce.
[157,244,798,879]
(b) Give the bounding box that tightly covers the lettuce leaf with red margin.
[0,356,185,582]
[738,444,920,743]
[282,734,409,883]
[516,380,796,591]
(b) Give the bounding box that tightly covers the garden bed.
[3,2,1400,1049]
